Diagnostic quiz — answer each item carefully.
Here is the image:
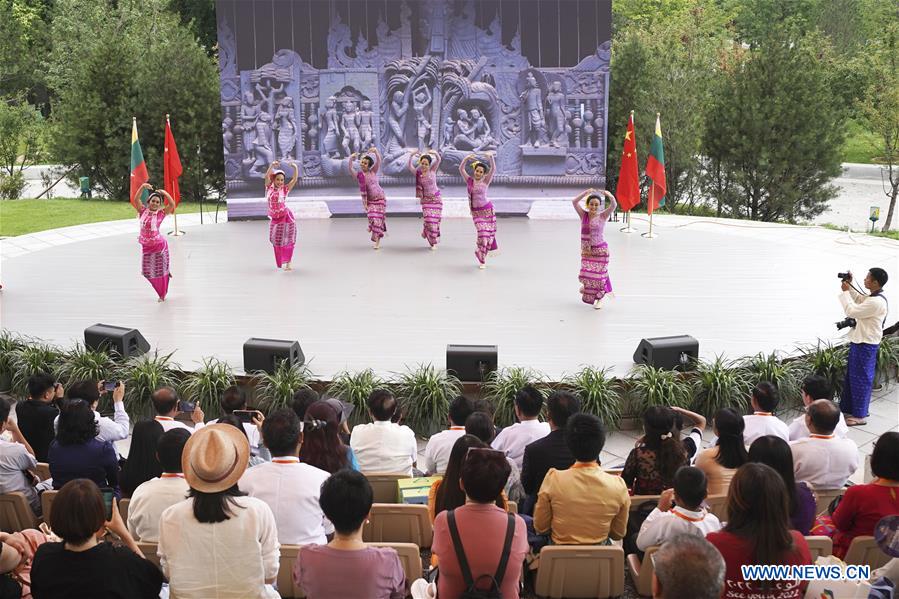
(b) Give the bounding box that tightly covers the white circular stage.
[2,213,896,379]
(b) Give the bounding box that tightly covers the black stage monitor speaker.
[243,338,304,374]
[447,344,498,382]
[84,324,150,358]
[633,335,699,370]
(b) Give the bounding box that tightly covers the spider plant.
[0,330,27,392]
[875,336,899,389]
[58,344,117,386]
[691,355,750,418]
[561,366,623,428]
[181,357,236,416]
[253,360,314,412]
[481,366,547,428]
[739,351,804,410]
[626,365,693,416]
[393,364,463,437]
[10,342,64,398]
[115,351,181,419]
[327,369,385,427]
[797,341,848,398]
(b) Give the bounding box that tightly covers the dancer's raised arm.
[265,161,280,190]
[601,189,618,218]
[287,161,300,192]
[157,189,176,215]
[348,153,357,177]
[131,182,152,213]
[572,188,594,218]
[407,151,420,175]
[484,152,496,185]
[431,150,442,171]
[369,147,382,173]
[459,154,473,181]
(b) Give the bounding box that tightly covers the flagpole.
[619,110,636,233]
[166,114,185,237]
[642,186,658,239]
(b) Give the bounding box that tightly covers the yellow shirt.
[534,462,631,545]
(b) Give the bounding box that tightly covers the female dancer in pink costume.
[264,160,299,270]
[408,150,442,249]
[130,183,175,301]
[572,188,617,309]
[349,147,387,249]
[460,153,498,268]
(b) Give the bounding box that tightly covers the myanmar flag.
[130,118,149,204]
[645,114,667,214]
[616,112,640,212]
[164,118,183,206]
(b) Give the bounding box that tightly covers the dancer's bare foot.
[593,299,602,310]
[284,262,292,271]
[430,245,437,251]
[479,263,486,270]
[158,297,165,303]
[373,240,381,250]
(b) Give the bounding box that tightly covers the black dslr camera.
[837,272,852,282]
[836,317,857,330]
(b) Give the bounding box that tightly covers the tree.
[702,29,845,222]
[46,0,223,200]
[0,96,43,199]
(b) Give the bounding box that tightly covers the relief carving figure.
[452,109,477,150]
[251,112,274,176]
[222,117,234,155]
[470,108,497,151]
[273,96,297,159]
[546,81,568,148]
[255,77,285,117]
[412,85,433,150]
[387,90,411,148]
[442,115,455,147]
[519,72,545,147]
[240,91,262,171]
[340,101,362,156]
[321,96,340,157]
[358,99,374,149]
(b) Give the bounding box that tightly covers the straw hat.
[182,424,250,493]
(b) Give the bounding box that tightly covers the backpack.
[447,509,516,599]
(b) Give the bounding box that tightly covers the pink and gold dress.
[137,206,170,300]
[267,183,296,267]
[416,157,442,247]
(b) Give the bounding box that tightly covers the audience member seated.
[431,448,528,599]
[0,397,40,515]
[127,428,191,542]
[790,399,859,489]
[294,470,406,599]
[212,386,264,456]
[240,409,333,545]
[15,372,61,462]
[0,529,34,598]
[422,395,472,475]
[490,385,550,469]
[707,463,812,599]
[300,400,359,472]
[30,479,163,599]
[217,414,267,467]
[742,382,789,445]
[465,410,524,503]
[788,375,848,440]
[816,431,899,558]
[349,389,417,475]
[520,391,580,506]
[636,466,722,552]
[671,406,707,463]
[151,387,205,433]
[119,420,164,498]
[290,387,319,420]
[651,534,725,599]
[534,413,630,545]
[60,380,129,443]
[623,406,689,495]
[49,400,120,497]
[158,424,280,599]
[748,435,816,535]
[429,434,504,523]
[694,407,748,496]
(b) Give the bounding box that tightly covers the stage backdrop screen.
[216,0,612,217]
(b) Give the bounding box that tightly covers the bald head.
[151,386,179,416]
[652,534,725,599]
[806,399,840,435]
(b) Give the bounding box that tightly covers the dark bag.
[447,509,516,599]
[623,500,657,557]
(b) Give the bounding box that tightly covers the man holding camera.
[838,267,889,426]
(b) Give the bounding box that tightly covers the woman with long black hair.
[695,407,750,495]
[622,406,689,495]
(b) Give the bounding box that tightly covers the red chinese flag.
[164,118,183,206]
[616,112,640,212]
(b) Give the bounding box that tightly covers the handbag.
[447,509,516,599]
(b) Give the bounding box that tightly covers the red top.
[832,482,899,557]
[706,529,811,599]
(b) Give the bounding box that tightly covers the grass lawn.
[0,198,210,237]
[841,119,882,164]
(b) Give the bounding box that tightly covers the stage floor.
[2,214,897,379]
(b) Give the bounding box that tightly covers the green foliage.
[0,172,26,201]
[394,364,462,437]
[561,366,623,428]
[482,367,547,428]
[739,352,804,409]
[57,344,116,386]
[327,369,385,427]
[254,361,313,413]
[0,98,44,197]
[167,0,217,55]
[691,356,750,418]
[876,336,899,388]
[0,330,28,392]
[180,357,235,415]
[9,342,63,398]
[46,0,223,201]
[115,351,180,419]
[626,365,693,415]
[797,341,849,397]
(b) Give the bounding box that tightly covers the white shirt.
[423,427,467,475]
[154,415,204,434]
[239,456,333,545]
[0,439,39,514]
[350,420,418,475]
[53,405,130,443]
[742,413,790,446]
[158,496,280,599]
[127,474,190,542]
[636,506,722,552]
[839,289,888,345]
[790,434,860,489]
[491,419,551,468]
[788,411,849,441]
